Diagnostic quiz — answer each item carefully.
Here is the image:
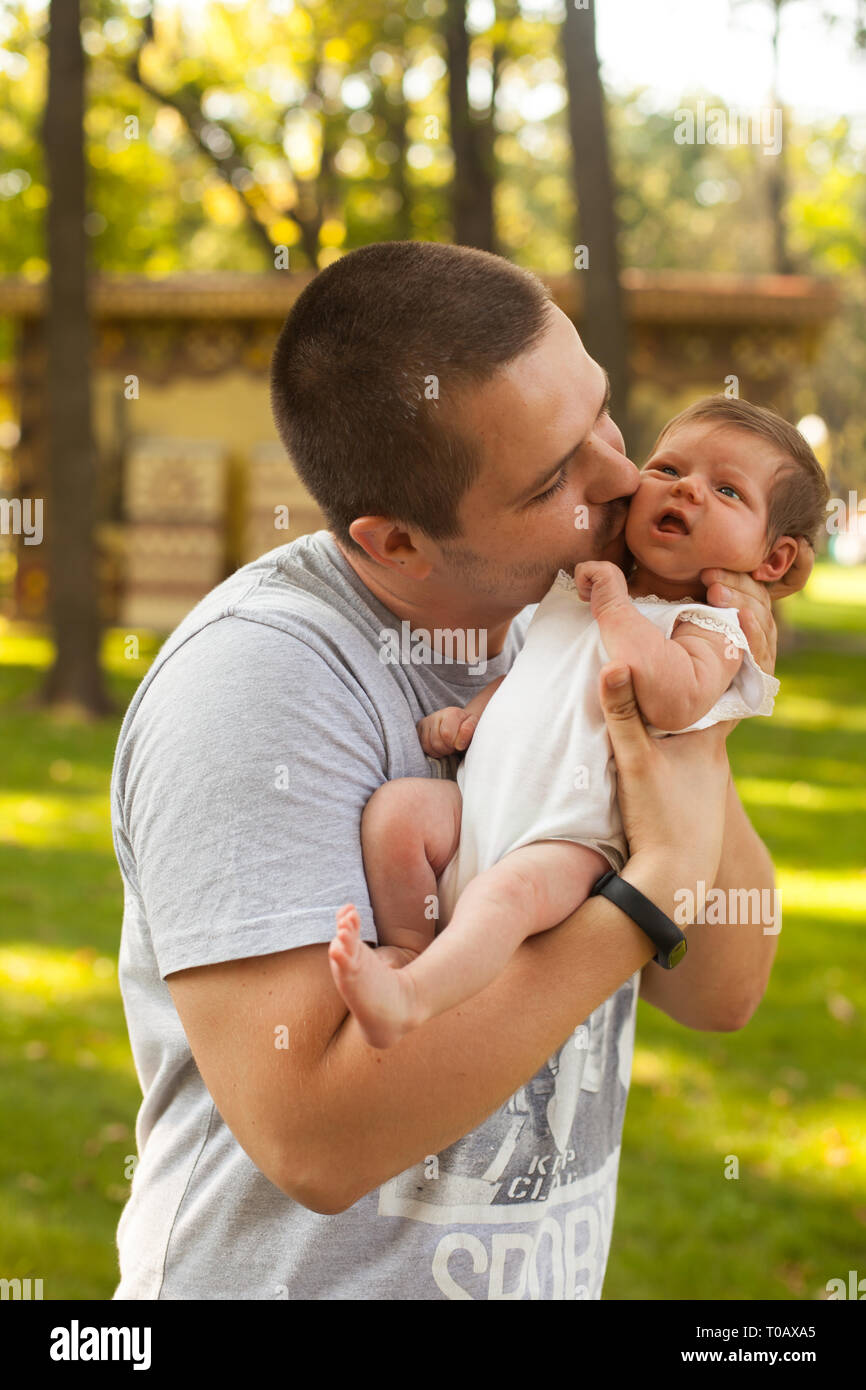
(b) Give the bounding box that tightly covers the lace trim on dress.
[633,592,701,605]
[697,682,777,721]
[555,572,703,606]
[670,608,748,649]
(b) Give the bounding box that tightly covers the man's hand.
[701,537,814,677]
[416,706,478,757]
[767,536,815,599]
[599,662,731,889]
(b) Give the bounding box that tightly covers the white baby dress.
[436,568,779,927]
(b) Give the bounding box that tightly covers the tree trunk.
[445,0,496,251]
[768,0,794,273]
[381,53,413,241]
[561,1,631,448]
[40,0,111,714]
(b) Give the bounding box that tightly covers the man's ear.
[347,515,433,579]
[751,535,800,585]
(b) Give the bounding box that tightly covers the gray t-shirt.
[110,529,640,1301]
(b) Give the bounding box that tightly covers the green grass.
[607,563,866,1301]
[0,628,162,1299]
[0,567,864,1300]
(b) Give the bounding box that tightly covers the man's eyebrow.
[511,370,612,506]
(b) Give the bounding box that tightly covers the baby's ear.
[751,535,799,584]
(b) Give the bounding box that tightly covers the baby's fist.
[572,561,625,611]
[417,706,479,758]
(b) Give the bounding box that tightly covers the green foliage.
[609,562,866,1300]
[0,565,863,1297]
[0,627,160,1297]
[609,96,866,275]
[0,1,863,286]
[0,1,48,278]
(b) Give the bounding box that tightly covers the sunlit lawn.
[608,563,866,1300]
[0,566,864,1300]
[0,628,162,1300]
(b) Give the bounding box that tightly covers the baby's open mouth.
[655,512,690,535]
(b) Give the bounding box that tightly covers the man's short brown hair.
[269,241,554,558]
[650,396,830,550]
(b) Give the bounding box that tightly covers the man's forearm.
[640,773,779,1030]
[704,772,779,1018]
[310,850,710,1211]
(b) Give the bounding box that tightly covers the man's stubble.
[438,500,630,605]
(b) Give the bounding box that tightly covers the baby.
[329,396,829,1049]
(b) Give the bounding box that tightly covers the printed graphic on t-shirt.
[377,974,639,1299]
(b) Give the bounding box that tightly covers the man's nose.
[588,444,639,502]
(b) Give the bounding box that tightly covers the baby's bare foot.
[329,904,421,1050]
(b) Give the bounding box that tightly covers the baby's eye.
[657,465,678,477]
[718,484,741,499]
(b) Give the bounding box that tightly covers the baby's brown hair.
[650,396,831,550]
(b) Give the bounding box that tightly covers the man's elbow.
[665,987,765,1032]
[271,1125,370,1215]
[274,1163,357,1216]
[706,993,764,1032]
[296,1188,355,1217]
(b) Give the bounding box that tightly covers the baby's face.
[624,421,783,580]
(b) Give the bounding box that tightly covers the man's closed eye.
[529,470,568,505]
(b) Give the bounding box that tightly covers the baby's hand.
[417,706,479,758]
[574,560,629,617]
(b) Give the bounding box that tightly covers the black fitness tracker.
[590,869,688,969]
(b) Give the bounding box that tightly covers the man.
[111,241,808,1300]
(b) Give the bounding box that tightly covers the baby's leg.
[361,776,463,953]
[329,777,463,1041]
[338,837,609,1050]
[400,839,611,1028]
